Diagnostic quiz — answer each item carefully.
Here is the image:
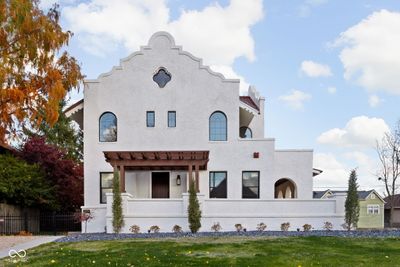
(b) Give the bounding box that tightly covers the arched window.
[240,126,252,139]
[274,178,297,199]
[99,112,117,142]
[209,111,227,141]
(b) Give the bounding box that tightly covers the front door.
[152,172,170,198]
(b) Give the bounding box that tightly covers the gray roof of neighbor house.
[313,190,378,200]
[313,190,330,199]
[384,194,400,209]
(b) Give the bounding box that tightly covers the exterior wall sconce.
[253,152,259,158]
[176,175,181,186]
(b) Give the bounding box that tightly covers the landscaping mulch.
[56,229,400,243]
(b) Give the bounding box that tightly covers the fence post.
[24,212,28,233]
[52,211,56,236]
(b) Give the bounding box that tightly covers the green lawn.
[2,236,400,266]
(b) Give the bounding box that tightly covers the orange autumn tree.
[0,0,83,142]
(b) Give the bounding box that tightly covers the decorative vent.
[153,68,171,88]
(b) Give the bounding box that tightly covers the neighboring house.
[67,31,347,233]
[314,190,385,229]
[384,194,400,228]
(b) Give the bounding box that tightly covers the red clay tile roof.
[239,96,259,111]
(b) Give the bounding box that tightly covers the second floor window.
[147,111,155,127]
[168,111,176,127]
[99,112,117,142]
[209,111,227,141]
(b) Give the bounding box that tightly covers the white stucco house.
[66,31,346,233]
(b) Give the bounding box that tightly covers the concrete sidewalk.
[0,236,62,259]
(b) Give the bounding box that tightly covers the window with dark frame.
[147,111,155,127]
[209,171,227,198]
[242,171,260,199]
[100,173,113,204]
[168,111,176,127]
[99,112,117,142]
[209,111,227,141]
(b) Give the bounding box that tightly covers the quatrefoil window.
[153,68,171,88]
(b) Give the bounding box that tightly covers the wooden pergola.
[103,150,210,193]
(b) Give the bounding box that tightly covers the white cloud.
[313,153,349,188]
[327,86,336,94]
[62,0,264,91]
[314,152,381,191]
[300,60,332,77]
[298,0,328,18]
[368,95,383,108]
[335,10,400,95]
[317,116,390,148]
[279,90,312,110]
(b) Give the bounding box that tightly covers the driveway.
[0,236,61,259]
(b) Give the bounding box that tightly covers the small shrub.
[323,221,333,231]
[211,222,222,232]
[129,225,140,234]
[281,222,290,231]
[172,225,182,233]
[234,223,243,232]
[149,225,160,233]
[303,224,312,232]
[18,231,32,236]
[257,222,267,232]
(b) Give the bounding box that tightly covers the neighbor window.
[242,171,259,198]
[147,111,155,127]
[209,172,227,198]
[100,173,113,204]
[209,111,227,141]
[99,112,117,142]
[168,111,176,127]
[367,205,380,214]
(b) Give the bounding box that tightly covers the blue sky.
[43,0,400,193]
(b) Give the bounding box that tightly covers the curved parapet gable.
[84,31,240,84]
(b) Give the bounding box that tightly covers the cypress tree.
[112,170,124,233]
[188,179,201,233]
[345,169,360,231]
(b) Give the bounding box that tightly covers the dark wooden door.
[152,172,170,198]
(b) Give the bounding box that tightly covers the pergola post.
[188,164,193,191]
[119,165,126,193]
[195,164,199,193]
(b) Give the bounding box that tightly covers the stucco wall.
[80,31,340,233]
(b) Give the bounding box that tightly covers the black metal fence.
[0,212,81,235]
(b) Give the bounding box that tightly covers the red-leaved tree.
[18,136,83,211]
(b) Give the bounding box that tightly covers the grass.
[2,236,400,266]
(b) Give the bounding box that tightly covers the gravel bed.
[55,230,400,243]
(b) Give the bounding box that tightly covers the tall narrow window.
[242,171,259,199]
[240,126,252,139]
[209,172,227,198]
[209,111,227,141]
[99,112,117,142]
[168,111,176,127]
[147,111,155,127]
[100,173,113,204]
